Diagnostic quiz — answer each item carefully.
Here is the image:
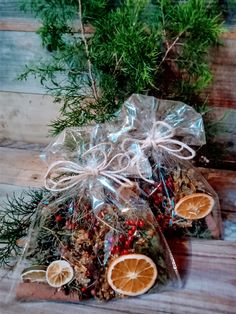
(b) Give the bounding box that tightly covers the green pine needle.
[0,190,44,267]
[19,0,225,135]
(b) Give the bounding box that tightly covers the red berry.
[67,222,76,230]
[128,229,135,236]
[114,247,120,254]
[121,249,129,255]
[91,289,96,296]
[131,225,136,231]
[111,245,120,255]
[81,287,87,293]
[124,240,131,249]
[125,237,134,248]
[125,219,136,226]
[119,234,126,243]
[55,215,63,222]
[138,220,145,228]
[128,235,134,242]
[111,247,116,254]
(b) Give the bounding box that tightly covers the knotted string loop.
[44,144,133,192]
[121,121,195,183]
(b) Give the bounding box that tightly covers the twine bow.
[121,121,195,183]
[44,145,133,192]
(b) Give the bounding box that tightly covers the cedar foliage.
[0,190,44,267]
[20,0,224,135]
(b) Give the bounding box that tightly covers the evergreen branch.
[159,30,185,67]
[78,0,99,100]
[0,190,45,267]
[19,0,225,140]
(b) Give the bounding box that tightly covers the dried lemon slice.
[107,254,157,296]
[175,193,214,220]
[21,265,47,283]
[46,260,74,288]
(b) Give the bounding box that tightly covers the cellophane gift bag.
[10,136,181,303]
[107,94,222,239]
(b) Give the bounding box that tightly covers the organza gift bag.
[107,94,222,239]
[10,141,181,303]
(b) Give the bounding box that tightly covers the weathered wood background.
[0,1,236,314]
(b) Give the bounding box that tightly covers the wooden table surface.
[0,146,236,314]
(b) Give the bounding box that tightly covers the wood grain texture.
[0,239,236,314]
[0,17,94,33]
[0,147,46,188]
[0,2,235,311]
[0,90,235,156]
[0,146,235,210]
[0,11,236,107]
[0,31,49,93]
[0,146,235,240]
[203,33,236,109]
[0,0,32,18]
[0,146,235,313]
[205,106,236,162]
[0,17,40,31]
[0,92,59,144]
[199,167,236,214]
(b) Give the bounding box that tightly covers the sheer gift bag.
[108,94,222,239]
[9,140,181,304]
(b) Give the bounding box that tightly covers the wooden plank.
[0,1,236,106]
[205,107,236,164]
[0,17,94,33]
[0,239,236,314]
[0,146,235,220]
[0,147,235,239]
[0,27,236,110]
[199,167,236,214]
[0,17,40,32]
[0,0,32,18]
[0,90,235,156]
[0,147,46,188]
[0,0,235,32]
[198,167,236,240]
[0,31,49,94]
[0,92,59,144]
[203,34,236,108]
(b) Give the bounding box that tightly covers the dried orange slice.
[21,265,47,283]
[46,260,74,288]
[107,254,157,296]
[175,193,214,220]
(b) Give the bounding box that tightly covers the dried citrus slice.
[46,260,74,288]
[175,193,214,220]
[107,254,157,296]
[21,265,47,283]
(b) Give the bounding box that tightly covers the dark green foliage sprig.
[19,0,224,135]
[0,190,44,267]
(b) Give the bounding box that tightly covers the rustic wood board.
[0,3,236,312]
[0,146,235,202]
[0,146,236,313]
[0,239,236,314]
[0,17,40,31]
[205,107,236,163]
[0,146,235,239]
[0,5,236,109]
[0,147,46,188]
[0,0,31,18]
[0,90,236,157]
[0,31,50,94]
[200,32,236,108]
[0,92,59,144]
